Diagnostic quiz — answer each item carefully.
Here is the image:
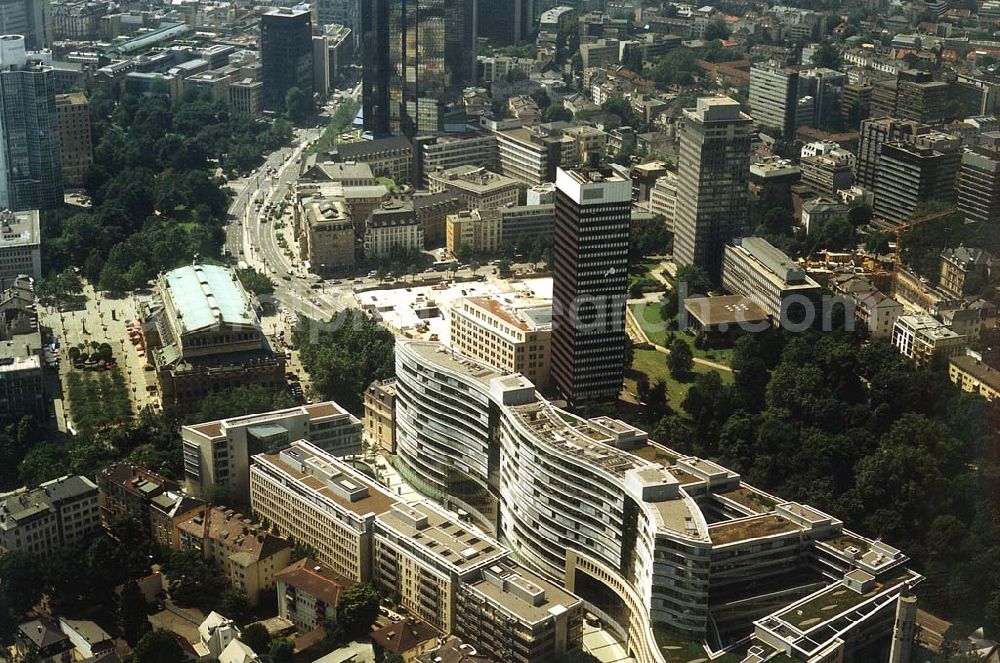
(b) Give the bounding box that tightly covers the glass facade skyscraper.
[260,7,314,112]
[0,35,61,211]
[362,0,477,138]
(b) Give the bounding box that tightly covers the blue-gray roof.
[162,264,256,334]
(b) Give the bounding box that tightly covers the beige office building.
[300,196,356,272]
[249,440,398,582]
[363,379,397,454]
[450,297,552,388]
[445,209,501,256]
[429,165,520,211]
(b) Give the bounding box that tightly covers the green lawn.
[630,302,733,366]
[652,625,744,663]
[628,349,732,409]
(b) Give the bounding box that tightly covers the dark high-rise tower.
[362,0,477,138]
[261,7,314,112]
[550,164,631,406]
[478,0,532,45]
[0,35,61,211]
[674,97,751,281]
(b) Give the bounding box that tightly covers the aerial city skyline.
[0,1,993,663]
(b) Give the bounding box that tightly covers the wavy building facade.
[393,339,921,663]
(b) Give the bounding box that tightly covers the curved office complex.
[394,340,920,663]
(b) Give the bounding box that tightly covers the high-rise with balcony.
[551,163,631,405]
[0,35,61,211]
[748,63,801,139]
[673,97,752,280]
[260,7,314,112]
[361,0,477,138]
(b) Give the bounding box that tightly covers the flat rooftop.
[184,401,353,439]
[464,562,581,625]
[0,210,39,248]
[255,442,397,518]
[684,295,769,327]
[708,513,800,545]
[376,501,508,574]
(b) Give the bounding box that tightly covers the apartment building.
[722,237,823,327]
[446,210,501,256]
[428,166,520,211]
[249,440,398,582]
[891,314,966,367]
[275,557,351,631]
[455,561,583,663]
[374,501,510,632]
[393,340,921,663]
[949,354,1000,401]
[175,506,291,606]
[451,297,553,388]
[229,79,262,114]
[364,379,397,454]
[649,171,679,231]
[413,192,465,248]
[748,63,802,138]
[96,463,206,548]
[55,92,92,187]
[939,245,996,299]
[0,209,41,285]
[0,476,100,558]
[364,200,424,259]
[829,274,902,338]
[182,401,362,503]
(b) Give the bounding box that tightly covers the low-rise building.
[939,245,996,299]
[450,297,553,388]
[413,191,465,248]
[363,379,396,454]
[649,171,679,232]
[175,506,292,606]
[333,137,414,183]
[299,160,376,187]
[0,275,43,419]
[498,204,555,247]
[16,618,74,663]
[721,237,823,327]
[301,195,356,273]
[249,440,398,582]
[182,401,361,503]
[949,354,1000,401]
[370,618,439,662]
[418,133,500,188]
[0,476,101,558]
[275,557,352,631]
[96,463,205,548]
[446,209,501,256]
[0,210,42,286]
[429,166,520,212]
[829,275,902,339]
[892,314,966,367]
[800,197,848,234]
[364,200,424,259]
[144,264,285,413]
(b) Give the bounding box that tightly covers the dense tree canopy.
[43,89,290,292]
[295,313,396,414]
